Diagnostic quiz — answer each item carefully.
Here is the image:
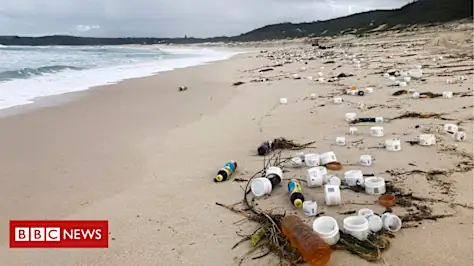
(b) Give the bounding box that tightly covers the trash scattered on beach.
[178,86,188,91]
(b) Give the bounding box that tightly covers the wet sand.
[0,22,473,265]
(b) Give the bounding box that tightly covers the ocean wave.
[0,65,84,82]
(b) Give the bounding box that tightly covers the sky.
[0,0,412,38]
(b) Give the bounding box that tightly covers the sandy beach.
[1,22,473,266]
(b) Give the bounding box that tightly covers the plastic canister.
[326,175,341,186]
[336,137,346,146]
[344,170,364,186]
[349,127,358,135]
[265,166,283,188]
[364,177,386,195]
[418,134,436,146]
[343,216,370,241]
[385,139,401,152]
[251,178,273,197]
[444,123,458,134]
[382,213,402,232]
[358,208,374,218]
[320,151,337,165]
[307,167,327,187]
[370,126,384,137]
[324,185,341,206]
[288,179,305,208]
[333,97,343,104]
[290,156,303,167]
[345,112,357,122]
[303,201,318,217]
[442,91,453,99]
[367,214,383,232]
[359,155,372,166]
[312,216,340,246]
[453,131,466,141]
[304,153,320,167]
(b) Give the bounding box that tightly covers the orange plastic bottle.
[281,215,332,266]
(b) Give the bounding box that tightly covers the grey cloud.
[0,0,411,37]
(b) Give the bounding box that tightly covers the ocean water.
[0,45,237,110]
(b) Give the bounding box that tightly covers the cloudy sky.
[0,0,412,38]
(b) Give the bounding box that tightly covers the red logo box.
[10,220,108,248]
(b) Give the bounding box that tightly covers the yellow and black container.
[288,179,305,208]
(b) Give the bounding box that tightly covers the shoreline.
[1,24,473,266]
[0,46,249,115]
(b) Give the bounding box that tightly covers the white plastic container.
[359,155,372,166]
[320,151,337,165]
[343,216,370,241]
[266,166,283,179]
[333,97,343,104]
[367,215,383,233]
[344,170,364,186]
[279,98,288,104]
[383,73,390,78]
[408,68,423,79]
[345,112,357,122]
[365,87,374,93]
[324,185,341,206]
[358,208,374,218]
[326,175,341,186]
[382,213,402,232]
[307,167,327,187]
[318,72,324,77]
[444,123,458,134]
[412,92,420,99]
[349,127,358,135]
[295,152,305,160]
[370,126,384,137]
[389,76,396,81]
[251,178,272,197]
[375,117,384,123]
[310,93,316,98]
[357,102,365,109]
[399,81,407,87]
[443,91,453,98]
[304,153,320,167]
[303,201,318,217]
[318,77,325,83]
[385,139,401,152]
[336,137,346,146]
[364,177,386,195]
[312,216,340,246]
[403,76,411,82]
[453,131,466,141]
[290,157,303,167]
[418,134,436,146]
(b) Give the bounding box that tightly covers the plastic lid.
[215,175,224,182]
[294,199,303,208]
[251,179,267,197]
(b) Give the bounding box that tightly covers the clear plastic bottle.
[281,215,332,266]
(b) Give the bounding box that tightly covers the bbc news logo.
[10,220,108,248]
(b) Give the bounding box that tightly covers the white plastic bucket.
[279,98,288,104]
[324,185,341,206]
[412,92,420,99]
[333,97,343,104]
[266,167,283,179]
[358,208,374,218]
[364,177,386,195]
[349,127,358,135]
[382,213,402,232]
[312,216,340,246]
[251,178,272,197]
[344,170,364,186]
[290,157,303,167]
[336,137,346,146]
[345,112,357,122]
[326,175,341,186]
[367,215,383,233]
[307,167,327,187]
[320,151,337,165]
[304,153,320,167]
[359,155,372,166]
[303,201,318,217]
[370,126,384,137]
[385,139,401,152]
[442,91,453,99]
[418,134,436,146]
[343,216,370,241]
[444,124,458,134]
[454,131,466,142]
[375,117,384,123]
